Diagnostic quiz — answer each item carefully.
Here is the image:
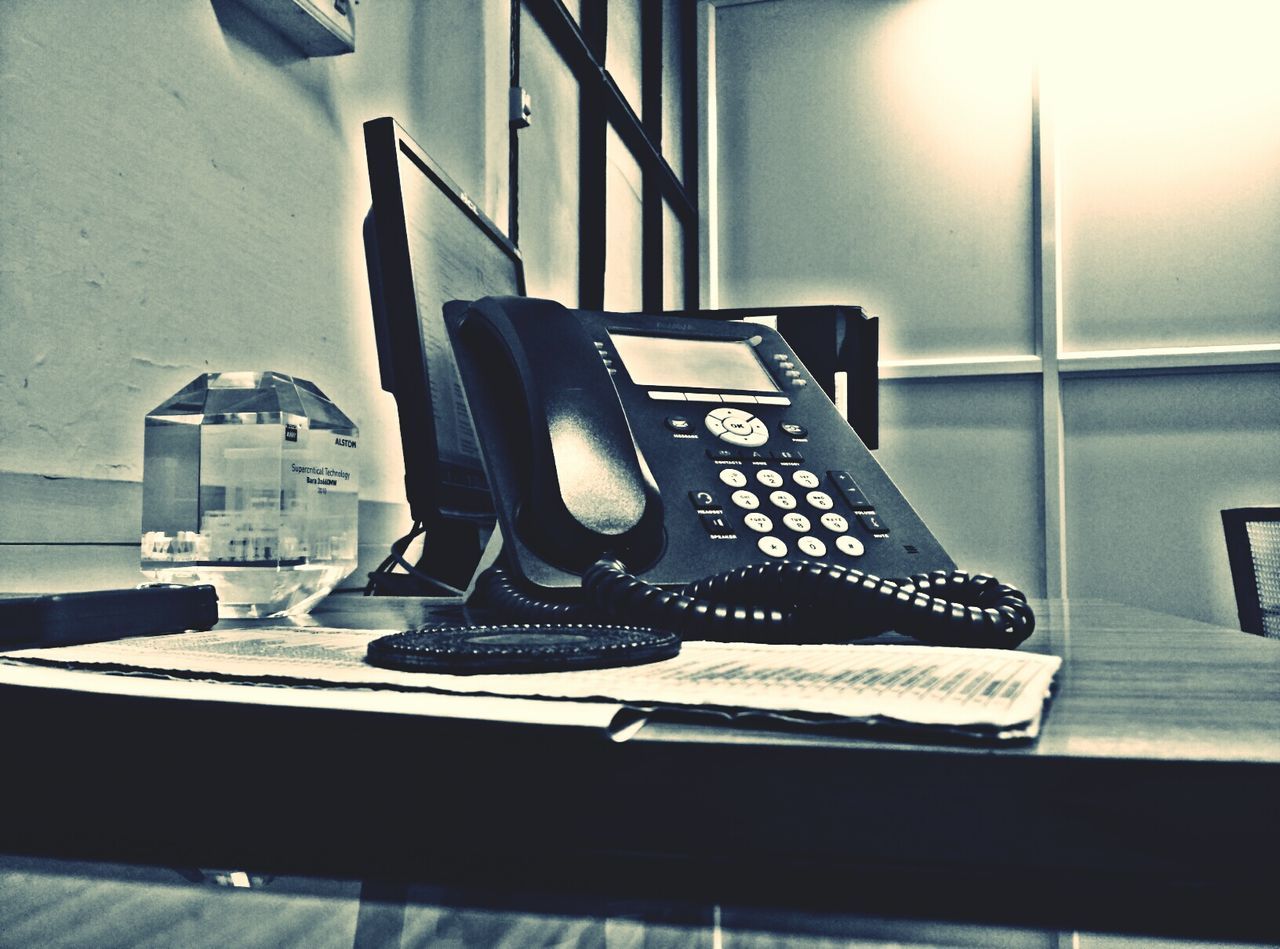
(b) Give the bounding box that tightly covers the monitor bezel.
[363,116,525,525]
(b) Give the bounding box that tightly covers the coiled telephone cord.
[476,558,1035,649]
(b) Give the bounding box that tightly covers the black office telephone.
[439,295,1034,649]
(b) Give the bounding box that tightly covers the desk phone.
[442,296,1034,649]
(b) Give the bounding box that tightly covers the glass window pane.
[713,0,1035,360]
[604,125,643,311]
[661,0,685,182]
[1056,4,1280,350]
[876,377,1045,598]
[519,13,580,305]
[663,201,685,310]
[606,0,642,113]
[1062,371,1280,628]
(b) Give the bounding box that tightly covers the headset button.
[689,490,719,511]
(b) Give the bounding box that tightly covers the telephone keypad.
[689,419,886,564]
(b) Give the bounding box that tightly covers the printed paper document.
[2,627,1061,740]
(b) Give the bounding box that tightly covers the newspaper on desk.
[0,627,1061,741]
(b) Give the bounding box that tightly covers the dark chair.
[1222,507,1280,638]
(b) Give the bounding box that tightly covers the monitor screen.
[363,117,524,525]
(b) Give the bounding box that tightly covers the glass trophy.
[141,371,359,618]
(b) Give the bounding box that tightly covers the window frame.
[513,0,699,312]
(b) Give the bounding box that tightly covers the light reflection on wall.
[1051,0,1280,348]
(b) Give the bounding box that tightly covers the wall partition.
[703,0,1280,626]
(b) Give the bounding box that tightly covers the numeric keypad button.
[781,512,811,533]
[805,490,834,511]
[718,468,748,488]
[819,512,849,533]
[757,536,788,558]
[755,469,784,488]
[730,490,760,510]
[768,490,797,510]
[835,535,865,557]
[743,512,774,533]
[792,469,820,489]
[797,536,827,558]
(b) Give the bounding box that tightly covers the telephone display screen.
[609,333,780,393]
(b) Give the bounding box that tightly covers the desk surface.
[1,596,1276,941]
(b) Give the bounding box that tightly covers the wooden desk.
[0,597,1276,942]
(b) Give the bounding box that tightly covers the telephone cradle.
[389,294,1035,657]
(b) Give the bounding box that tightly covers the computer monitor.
[362,116,525,590]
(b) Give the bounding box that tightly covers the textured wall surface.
[0,0,507,503]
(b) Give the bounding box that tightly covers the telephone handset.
[444,296,1034,649]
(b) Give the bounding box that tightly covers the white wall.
[0,0,509,589]
[0,0,507,499]
[710,0,1280,627]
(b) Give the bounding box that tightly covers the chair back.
[1222,507,1280,638]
